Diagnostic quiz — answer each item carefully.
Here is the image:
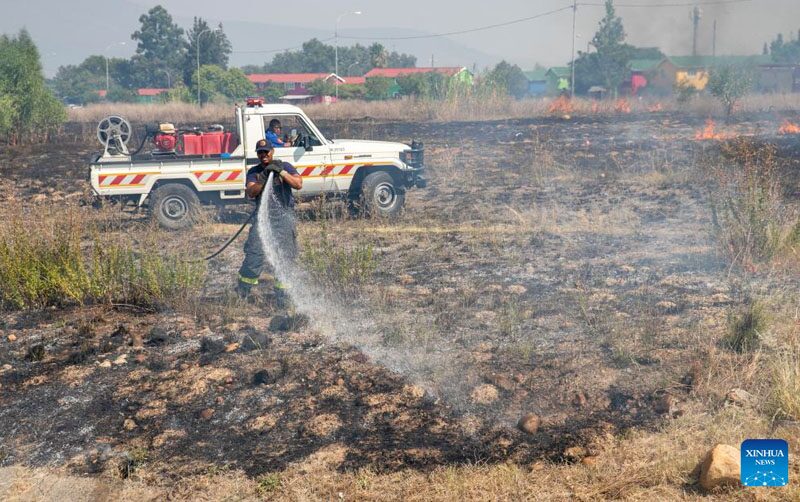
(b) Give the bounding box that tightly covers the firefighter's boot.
[273,281,292,310]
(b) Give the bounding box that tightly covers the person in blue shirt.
[265,119,293,148]
[236,139,303,307]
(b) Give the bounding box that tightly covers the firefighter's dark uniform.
[237,158,299,299]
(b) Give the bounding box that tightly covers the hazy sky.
[3,0,799,74]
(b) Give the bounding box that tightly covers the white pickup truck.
[89,100,425,229]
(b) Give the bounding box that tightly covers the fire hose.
[182,207,257,263]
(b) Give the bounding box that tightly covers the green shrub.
[0,211,205,310]
[301,227,376,296]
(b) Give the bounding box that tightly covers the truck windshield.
[262,115,323,148]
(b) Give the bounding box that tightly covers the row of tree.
[0,30,65,143]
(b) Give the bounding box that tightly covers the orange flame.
[548,96,574,115]
[614,99,631,114]
[694,119,731,141]
[778,119,800,135]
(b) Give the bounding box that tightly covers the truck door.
[264,114,329,196]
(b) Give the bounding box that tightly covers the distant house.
[246,73,345,98]
[651,55,772,92]
[756,62,800,93]
[136,88,169,104]
[545,67,571,95]
[363,67,473,98]
[523,69,548,97]
[627,59,661,95]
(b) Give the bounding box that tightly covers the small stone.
[470,384,499,405]
[179,363,190,371]
[581,455,599,466]
[698,444,741,491]
[224,342,240,353]
[253,360,285,385]
[113,354,128,365]
[134,354,147,364]
[99,360,112,368]
[2,364,11,371]
[725,388,754,407]
[517,413,541,435]
[7,334,17,342]
[199,408,215,420]
[122,419,137,431]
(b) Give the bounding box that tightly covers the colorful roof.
[363,67,466,78]
[137,88,169,96]
[545,66,571,78]
[247,73,343,84]
[344,76,366,85]
[523,69,548,81]
[629,59,661,72]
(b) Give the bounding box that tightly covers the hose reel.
[97,115,132,157]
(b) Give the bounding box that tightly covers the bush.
[301,226,376,296]
[707,64,754,119]
[723,299,766,353]
[0,208,205,310]
[709,139,800,266]
[769,347,800,420]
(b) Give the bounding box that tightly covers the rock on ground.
[698,444,741,491]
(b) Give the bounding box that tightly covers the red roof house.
[246,73,345,94]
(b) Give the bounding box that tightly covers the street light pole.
[335,11,361,100]
[161,69,171,89]
[346,61,360,77]
[196,28,211,106]
[570,0,577,98]
[104,42,126,94]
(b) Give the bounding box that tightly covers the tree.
[589,0,631,98]
[183,17,232,85]
[707,64,754,119]
[485,61,528,99]
[365,77,392,100]
[767,30,800,63]
[131,6,186,87]
[264,39,415,74]
[0,29,65,143]
[192,65,255,103]
[307,78,336,97]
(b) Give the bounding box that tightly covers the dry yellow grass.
[66,93,800,125]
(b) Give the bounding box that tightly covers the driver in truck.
[236,139,303,307]
[265,118,292,148]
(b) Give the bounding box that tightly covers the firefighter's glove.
[255,171,269,185]
[266,162,284,175]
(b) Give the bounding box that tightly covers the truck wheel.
[150,183,200,230]
[359,171,405,219]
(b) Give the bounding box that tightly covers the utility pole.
[430,54,434,67]
[691,6,702,57]
[335,11,362,100]
[570,0,577,98]
[712,19,717,57]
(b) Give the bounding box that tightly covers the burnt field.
[0,112,799,500]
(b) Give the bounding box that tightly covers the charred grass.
[2,111,800,500]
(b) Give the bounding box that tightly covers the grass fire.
[2,2,800,500]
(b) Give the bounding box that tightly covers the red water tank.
[182,134,203,155]
[201,132,223,155]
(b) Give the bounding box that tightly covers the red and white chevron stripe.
[98,173,149,187]
[193,170,243,184]
[297,163,368,177]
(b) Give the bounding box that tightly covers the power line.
[338,5,575,41]
[580,0,750,6]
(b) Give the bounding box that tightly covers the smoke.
[256,175,500,419]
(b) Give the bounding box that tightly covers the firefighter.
[236,139,303,306]
[265,119,292,148]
